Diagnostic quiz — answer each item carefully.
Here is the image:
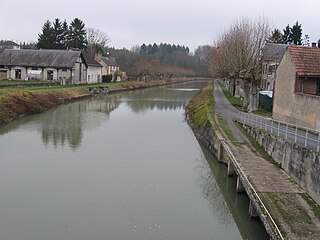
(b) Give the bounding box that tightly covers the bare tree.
[86,27,110,57]
[209,18,270,112]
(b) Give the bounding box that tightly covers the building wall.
[261,61,277,91]
[73,57,87,84]
[87,66,102,83]
[273,51,320,130]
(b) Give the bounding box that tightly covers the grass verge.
[219,82,244,107]
[217,116,238,142]
[185,82,216,129]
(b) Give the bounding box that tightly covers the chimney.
[311,42,317,48]
[95,53,102,62]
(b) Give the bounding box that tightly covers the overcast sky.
[1,0,319,52]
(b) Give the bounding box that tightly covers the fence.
[237,111,320,152]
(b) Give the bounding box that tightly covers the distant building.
[260,43,287,91]
[273,44,320,129]
[0,49,102,84]
[95,53,120,80]
[0,40,20,50]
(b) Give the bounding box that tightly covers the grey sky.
[1,0,319,52]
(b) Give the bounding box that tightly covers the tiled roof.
[288,45,320,76]
[0,49,82,68]
[262,43,287,61]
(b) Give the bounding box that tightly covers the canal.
[0,81,268,239]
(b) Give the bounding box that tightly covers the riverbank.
[185,82,320,240]
[0,78,198,125]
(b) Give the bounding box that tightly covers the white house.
[0,49,102,84]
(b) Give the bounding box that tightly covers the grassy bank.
[0,79,191,125]
[219,82,244,107]
[185,82,215,129]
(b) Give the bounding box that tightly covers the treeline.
[268,21,310,46]
[105,43,211,79]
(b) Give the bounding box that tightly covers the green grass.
[0,82,124,96]
[0,79,46,85]
[218,116,238,142]
[185,83,215,129]
[219,83,244,107]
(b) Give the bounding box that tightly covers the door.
[47,70,54,80]
[15,69,21,79]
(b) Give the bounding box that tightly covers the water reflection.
[196,144,269,239]
[0,81,209,150]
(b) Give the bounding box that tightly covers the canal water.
[0,81,269,240]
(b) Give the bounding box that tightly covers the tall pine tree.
[290,21,302,45]
[67,18,87,49]
[37,20,55,49]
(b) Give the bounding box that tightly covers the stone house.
[95,53,120,80]
[0,49,102,84]
[273,44,320,130]
[260,43,287,91]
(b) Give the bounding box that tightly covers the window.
[61,68,68,72]
[268,65,276,75]
[295,77,320,96]
[31,67,38,70]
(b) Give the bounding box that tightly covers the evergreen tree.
[282,25,291,44]
[290,21,302,45]
[37,20,55,49]
[140,43,147,54]
[53,18,67,49]
[67,18,87,49]
[268,28,283,43]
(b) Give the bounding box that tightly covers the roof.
[101,57,119,67]
[0,41,19,47]
[288,45,320,76]
[81,51,102,67]
[262,43,287,61]
[0,49,82,68]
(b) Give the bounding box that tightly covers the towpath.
[212,80,320,239]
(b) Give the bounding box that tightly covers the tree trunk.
[243,79,250,108]
[247,80,259,113]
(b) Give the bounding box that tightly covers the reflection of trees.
[123,81,210,113]
[40,97,120,150]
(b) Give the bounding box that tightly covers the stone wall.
[243,124,320,205]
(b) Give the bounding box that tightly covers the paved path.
[213,81,246,142]
[213,80,320,239]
